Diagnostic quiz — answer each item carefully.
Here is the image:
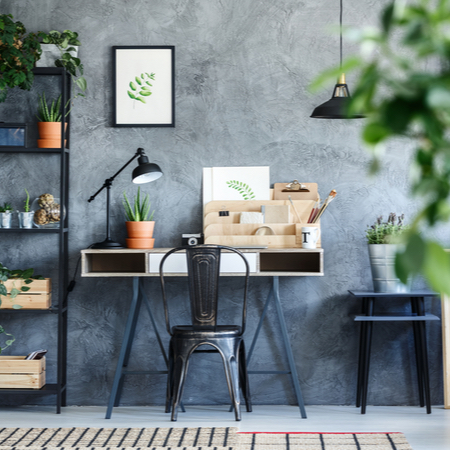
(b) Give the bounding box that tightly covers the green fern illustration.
[127,72,155,104]
[226,180,256,200]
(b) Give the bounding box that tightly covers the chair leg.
[165,340,174,413]
[170,347,190,421]
[239,341,252,412]
[219,341,242,421]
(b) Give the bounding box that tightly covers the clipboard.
[273,182,318,200]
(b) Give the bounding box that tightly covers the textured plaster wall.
[0,0,444,408]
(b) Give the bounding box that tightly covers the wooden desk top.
[81,247,324,277]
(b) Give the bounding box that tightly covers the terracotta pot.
[37,122,67,148]
[126,238,155,249]
[126,221,155,238]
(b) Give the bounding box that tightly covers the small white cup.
[301,227,320,249]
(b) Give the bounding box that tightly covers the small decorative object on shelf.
[17,189,34,229]
[32,193,64,228]
[0,123,27,148]
[366,213,411,293]
[0,203,13,228]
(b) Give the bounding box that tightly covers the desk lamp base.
[90,238,124,249]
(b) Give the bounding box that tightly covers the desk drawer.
[148,252,257,274]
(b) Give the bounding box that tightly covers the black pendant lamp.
[310,0,364,119]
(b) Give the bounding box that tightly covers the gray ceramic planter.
[368,244,410,293]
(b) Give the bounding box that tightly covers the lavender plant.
[366,213,409,244]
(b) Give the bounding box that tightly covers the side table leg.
[361,297,374,414]
[105,277,142,419]
[411,298,425,407]
[415,297,432,414]
[356,298,368,408]
[272,276,307,419]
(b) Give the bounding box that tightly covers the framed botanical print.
[113,46,175,127]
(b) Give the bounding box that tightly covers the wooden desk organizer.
[204,199,321,248]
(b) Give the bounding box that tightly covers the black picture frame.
[113,46,175,127]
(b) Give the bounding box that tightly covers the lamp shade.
[132,154,163,184]
[311,74,364,119]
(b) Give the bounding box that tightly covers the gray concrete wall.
[0,0,444,408]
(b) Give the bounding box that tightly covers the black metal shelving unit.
[0,67,70,413]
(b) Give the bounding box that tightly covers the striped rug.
[0,427,413,449]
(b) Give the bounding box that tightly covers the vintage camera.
[182,233,204,246]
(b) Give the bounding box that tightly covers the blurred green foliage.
[314,0,450,294]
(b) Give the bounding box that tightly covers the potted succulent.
[0,14,42,103]
[17,189,34,229]
[36,92,68,148]
[123,187,155,249]
[36,30,87,100]
[0,203,13,228]
[366,213,410,293]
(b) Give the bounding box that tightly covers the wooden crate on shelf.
[0,356,46,389]
[0,278,51,309]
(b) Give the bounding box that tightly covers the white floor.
[1,404,449,450]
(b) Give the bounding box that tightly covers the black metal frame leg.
[247,276,307,418]
[106,277,142,419]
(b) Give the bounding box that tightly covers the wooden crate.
[0,278,51,309]
[0,356,46,389]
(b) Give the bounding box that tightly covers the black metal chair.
[159,244,252,421]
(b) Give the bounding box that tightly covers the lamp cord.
[340,0,343,70]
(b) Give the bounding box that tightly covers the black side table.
[349,290,440,414]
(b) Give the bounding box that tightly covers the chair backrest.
[159,245,250,334]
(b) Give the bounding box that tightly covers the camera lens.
[188,237,198,246]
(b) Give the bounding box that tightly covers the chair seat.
[171,325,242,338]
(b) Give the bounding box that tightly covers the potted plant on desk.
[366,213,410,293]
[123,187,155,249]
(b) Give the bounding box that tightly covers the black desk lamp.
[88,147,163,249]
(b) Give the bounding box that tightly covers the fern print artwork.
[127,72,155,104]
[226,180,256,200]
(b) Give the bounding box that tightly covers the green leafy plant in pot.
[366,213,411,293]
[123,187,155,249]
[37,30,87,101]
[0,202,13,228]
[36,92,69,148]
[0,13,42,103]
[17,189,34,229]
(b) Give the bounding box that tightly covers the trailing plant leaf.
[0,325,15,354]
